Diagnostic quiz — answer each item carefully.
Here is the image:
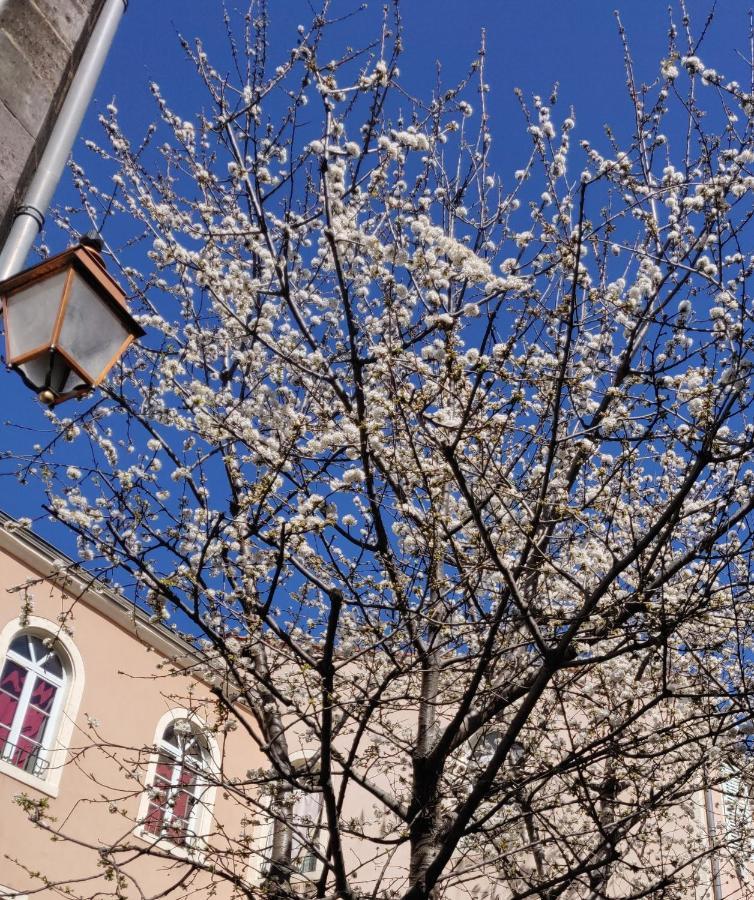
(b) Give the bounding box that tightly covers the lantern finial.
[80,231,104,252]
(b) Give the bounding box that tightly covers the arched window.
[721,769,754,867]
[257,772,324,878]
[143,719,210,846]
[468,729,501,771]
[467,729,522,773]
[291,786,324,875]
[0,633,66,779]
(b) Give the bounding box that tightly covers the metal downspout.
[0,0,128,281]
[705,786,724,900]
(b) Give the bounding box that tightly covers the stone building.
[0,0,107,245]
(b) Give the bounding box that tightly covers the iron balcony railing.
[0,737,49,778]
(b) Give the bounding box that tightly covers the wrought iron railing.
[0,737,49,778]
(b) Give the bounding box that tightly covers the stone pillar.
[0,0,107,246]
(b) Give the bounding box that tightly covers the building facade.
[0,512,265,898]
[0,0,107,246]
[0,511,747,900]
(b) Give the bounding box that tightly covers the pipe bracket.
[13,205,45,232]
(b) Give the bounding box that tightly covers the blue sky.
[0,0,750,548]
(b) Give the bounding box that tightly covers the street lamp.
[0,233,144,405]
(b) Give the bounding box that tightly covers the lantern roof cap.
[0,242,145,338]
[80,230,103,253]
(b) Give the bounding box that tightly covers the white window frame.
[290,783,325,876]
[0,617,84,797]
[252,757,325,883]
[0,886,28,900]
[721,766,754,877]
[135,709,219,860]
[0,634,66,778]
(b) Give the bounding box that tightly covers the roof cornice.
[0,510,200,666]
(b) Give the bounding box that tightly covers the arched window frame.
[253,754,325,883]
[466,728,523,774]
[720,765,754,876]
[135,709,220,859]
[0,617,84,797]
[0,885,28,900]
[468,729,501,771]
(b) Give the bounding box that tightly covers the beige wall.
[0,524,266,897]
[0,519,741,900]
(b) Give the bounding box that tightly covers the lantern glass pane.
[57,272,131,381]
[5,271,68,361]
[16,353,85,395]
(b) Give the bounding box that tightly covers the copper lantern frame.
[0,241,145,405]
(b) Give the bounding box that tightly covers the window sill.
[0,756,59,798]
[0,885,29,900]
[133,825,207,863]
[252,866,325,889]
[292,866,325,885]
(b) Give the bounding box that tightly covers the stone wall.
[0,0,107,246]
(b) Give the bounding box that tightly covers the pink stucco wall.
[0,519,741,900]
[0,523,265,898]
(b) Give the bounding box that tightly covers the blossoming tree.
[14,2,754,898]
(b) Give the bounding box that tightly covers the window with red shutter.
[143,720,208,846]
[0,634,65,779]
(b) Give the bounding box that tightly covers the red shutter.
[0,661,27,756]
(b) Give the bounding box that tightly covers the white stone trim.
[0,885,28,900]
[0,518,195,664]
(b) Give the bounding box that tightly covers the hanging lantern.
[0,233,144,405]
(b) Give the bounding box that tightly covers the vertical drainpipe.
[705,785,724,900]
[0,0,128,281]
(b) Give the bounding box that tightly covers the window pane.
[170,764,199,840]
[152,774,171,801]
[294,791,323,823]
[9,636,31,659]
[0,690,20,730]
[0,661,27,700]
[162,724,180,750]
[40,652,63,679]
[29,678,57,714]
[172,786,196,823]
[167,822,188,845]
[27,635,48,662]
[156,754,175,781]
[167,796,194,845]
[20,705,49,744]
[144,802,165,835]
[299,854,318,874]
[57,272,131,382]
[13,737,42,774]
[179,765,198,790]
[183,735,204,762]
[291,790,323,870]
[258,812,275,875]
[5,271,67,360]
